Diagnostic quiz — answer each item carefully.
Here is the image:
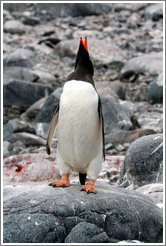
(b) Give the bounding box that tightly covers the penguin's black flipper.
[98,97,105,160]
[79,173,87,185]
[46,104,59,155]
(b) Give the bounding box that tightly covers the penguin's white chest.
[57,80,101,172]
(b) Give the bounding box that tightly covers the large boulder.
[3,80,53,107]
[118,134,163,188]
[3,182,163,243]
[120,52,163,76]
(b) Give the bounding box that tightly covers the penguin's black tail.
[79,173,87,185]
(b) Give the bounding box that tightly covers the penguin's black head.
[75,37,94,78]
[66,37,94,85]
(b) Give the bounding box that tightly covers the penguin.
[46,37,105,194]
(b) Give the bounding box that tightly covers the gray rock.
[148,72,163,104]
[35,88,62,122]
[65,222,109,243]
[145,3,163,21]
[4,119,36,140]
[34,3,111,21]
[3,67,57,86]
[3,67,38,84]
[96,81,126,100]
[3,80,53,107]
[3,214,65,243]
[3,182,163,243]
[120,52,163,76]
[101,97,132,133]
[4,20,26,34]
[6,132,45,146]
[136,183,163,203]
[31,69,56,85]
[3,141,11,158]
[118,134,163,188]
[3,48,35,67]
[21,97,48,121]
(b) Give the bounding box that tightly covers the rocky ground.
[3,2,163,244]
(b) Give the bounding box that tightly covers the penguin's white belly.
[57,80,102,173]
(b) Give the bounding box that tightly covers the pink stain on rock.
[3,153,60,182]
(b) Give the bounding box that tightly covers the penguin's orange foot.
[49,174,70,188]
[81,179,97,194]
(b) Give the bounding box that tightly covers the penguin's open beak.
[79,37,88,52]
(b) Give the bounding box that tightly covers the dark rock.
[148,72,163,104]
[35,88,62,122]
[38,38,61,49]
[3,214,66,243]
[22,16,40,26]
[3,182,163,243]
[3,20,26,34]
[101,97,132,133]
[64,217,85,234]
[118,134,163,188]
[3,48,35,67]
[65,222,109,243]
[3,80,53,107]
[145,4,163,21]
[41,30,55,36]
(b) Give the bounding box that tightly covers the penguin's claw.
[49,174,70,188]
[81,179,97,194]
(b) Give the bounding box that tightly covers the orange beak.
[79,37,88,52]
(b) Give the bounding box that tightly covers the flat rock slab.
[3,181,163,243]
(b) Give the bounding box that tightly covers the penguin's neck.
[76,66,94,85]
[67,67,94,87]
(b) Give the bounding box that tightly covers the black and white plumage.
[46,37,104,193]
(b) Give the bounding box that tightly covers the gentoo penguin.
[46,37,105,193]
